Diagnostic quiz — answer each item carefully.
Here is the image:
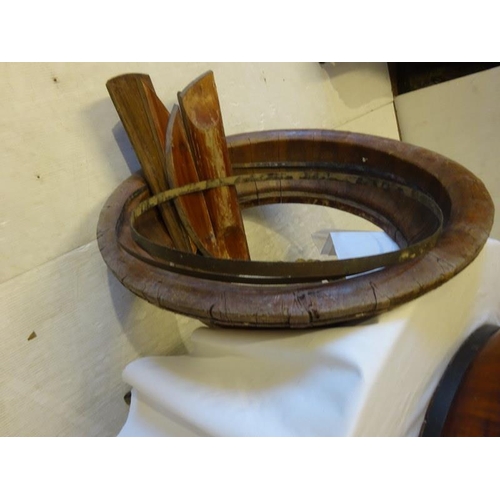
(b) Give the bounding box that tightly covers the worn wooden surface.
[98,130,494,329]
[127,170,442,284]
[106,74,193,252]
[178,71,250,260]
[165,106,219,256]
[441,328,500,436]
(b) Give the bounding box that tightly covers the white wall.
[395,66,500,239]
[0,62,397,436]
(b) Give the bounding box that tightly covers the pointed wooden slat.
[141,80,169,150]
[106,73,193,252]
[165,106,221,257]
[178,71,250,260]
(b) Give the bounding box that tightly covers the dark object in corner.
[388,62,500,96]
[421,324,500,437]
[124,391,132,406]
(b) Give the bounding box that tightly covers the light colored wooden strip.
[165,106,220,256]
[142,80,170,150]
[106,73,193,252]
[178,71,250,260]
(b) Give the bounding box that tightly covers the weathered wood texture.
[441,328,500,436]
[128,169,442,284]
[178,71,250,260]
[165,106,219,256]
[98,130,494,329]
[106,74,193,252]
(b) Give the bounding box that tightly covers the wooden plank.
[178,71,250,260]
[165,105,220,257]
[142,80,170,150]
[106,73,193,252]
[441,327,500,436]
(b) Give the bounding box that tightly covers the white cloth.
[119,239,500,436]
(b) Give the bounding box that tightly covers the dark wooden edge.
[420,324,500,437]
[128,170,443,284]
[97,129,494,329]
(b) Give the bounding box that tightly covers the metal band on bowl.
[129,168,444,284]
[98,130,494,328]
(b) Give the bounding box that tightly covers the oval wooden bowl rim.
[97,130,494,329]
[129,170,444,284]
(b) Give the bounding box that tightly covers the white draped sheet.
[119,239,500,436]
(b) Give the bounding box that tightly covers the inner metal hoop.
[129,167,444,284]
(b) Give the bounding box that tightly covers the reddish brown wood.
[117,173,173,257]
[129,170,442,284]
[165,105,220,257]
[442,329,500,436]
[178,71,250,260]
[106,73,193,253]
[97,130,494,329]
[142,80,170,151]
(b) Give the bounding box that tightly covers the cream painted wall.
[0,62,397,436]
[395,67,500,239]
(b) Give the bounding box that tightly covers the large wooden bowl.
[97,130,494,329]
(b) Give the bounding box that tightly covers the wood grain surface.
[165,106,219,256]
[106,73,193,252]
[178,71,250,260]
[442,328,500,436]
[98,130,494,328]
